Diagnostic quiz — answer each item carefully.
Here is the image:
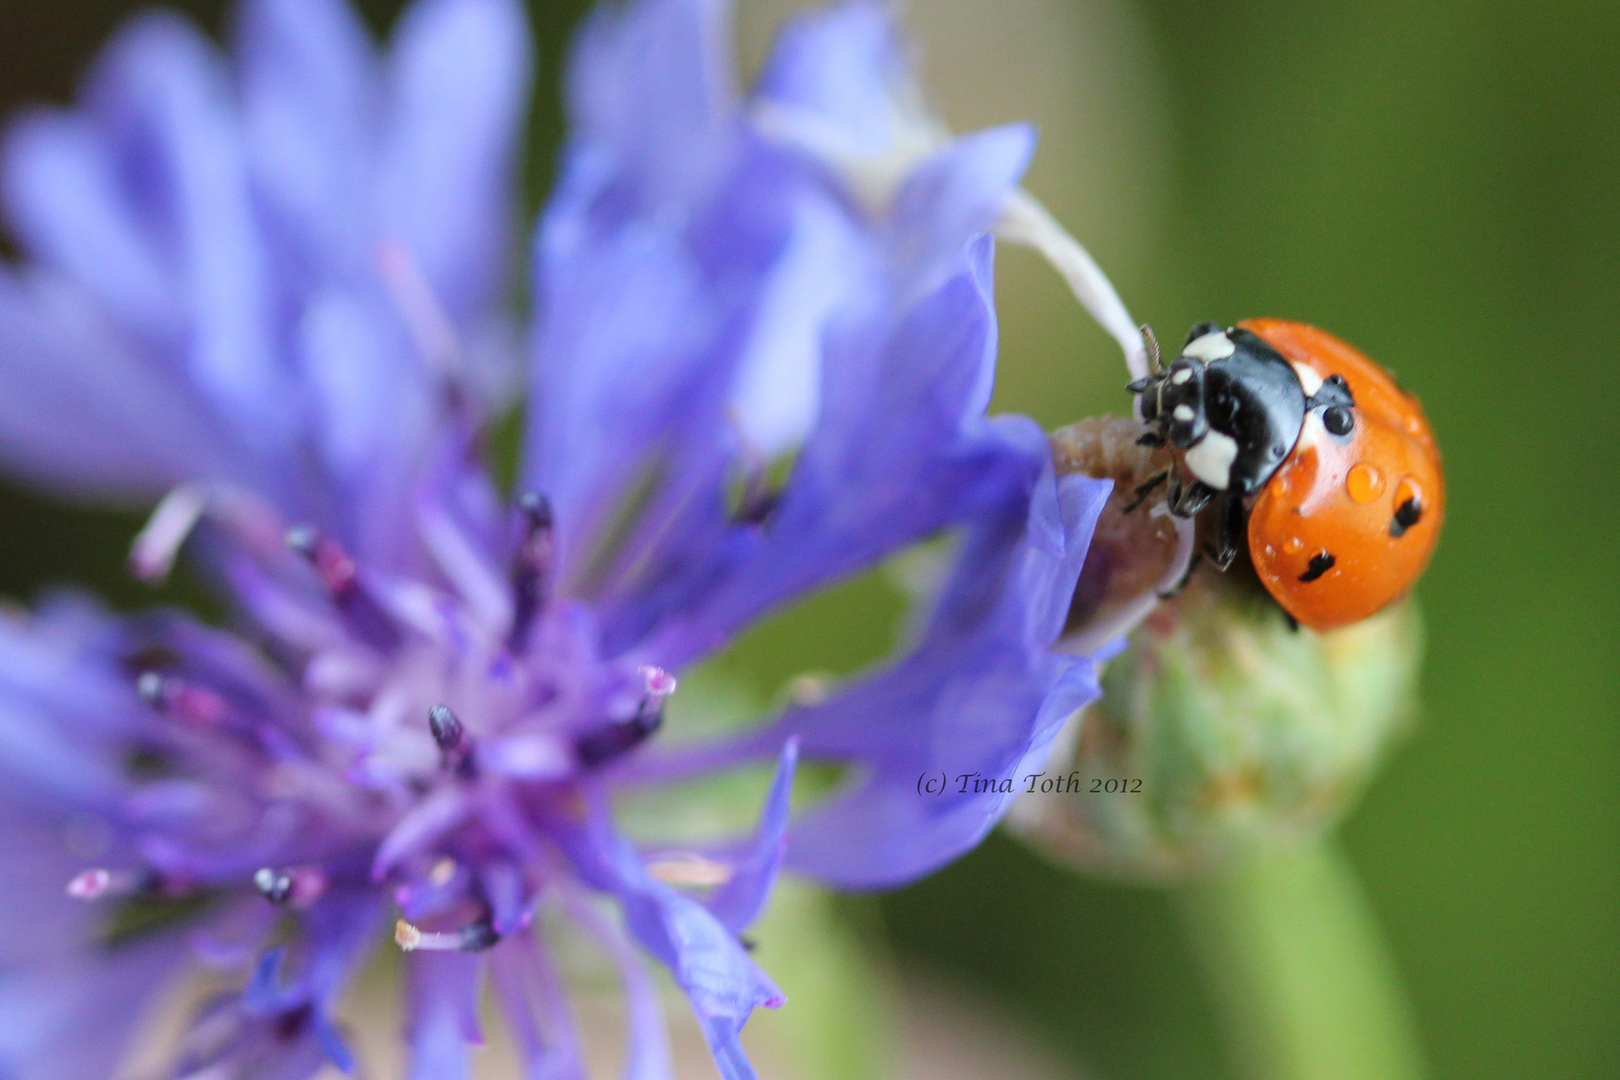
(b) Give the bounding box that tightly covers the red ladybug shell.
[1240,319,1444,630]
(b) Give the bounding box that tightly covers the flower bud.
[1007,418,1424,882]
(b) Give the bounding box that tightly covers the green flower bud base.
[1011,568,1423,883]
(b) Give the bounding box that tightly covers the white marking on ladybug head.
[1185,429,1239,489]
[1292,361,1324,397]
[1183,330,1235,363]
[1294,411,1323,453]
[1172,404,1195,422]
[1171,367,1192,385]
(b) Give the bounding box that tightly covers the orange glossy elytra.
[1241,319,1445,630]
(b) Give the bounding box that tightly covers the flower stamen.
[508,493,553,653]
[287,526,402,651]
[66,868,122,900]
[427,704,477,778]
[136,671,229,727]
[575,697,665,770]
[394,916,500,953]
[252,865,327,907]
[253,867,294,904]
[647,852,733,888]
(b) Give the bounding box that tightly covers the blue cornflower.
[0,0,1113,1078]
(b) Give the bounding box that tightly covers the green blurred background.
[0,1,1615,1078]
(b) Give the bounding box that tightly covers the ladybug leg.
[1157,549,1204,600]
[1171,479,1216,517]
[1122,470,1169,514]
[1205,493,1244,571]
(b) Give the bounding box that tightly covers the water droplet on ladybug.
[1346,462,1385,504]
[1284,536,1305,555]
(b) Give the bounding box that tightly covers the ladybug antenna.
[1140,325,1163,375]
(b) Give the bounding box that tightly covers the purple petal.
[235,0,378,277]
[377,0,531,322]
[1,110,180,343]
[0,267,235,500]
[78,13,294,457]
[301,886,385,1008]
[778,458,1112,887]
[0,933,189,1080]
[565,0,735,213]
[887,123,1035,285]
[526,142,806,613]
[705,737,798,934]
[489,930,587,1080]
[649,234,1036,666]
[0,597,148,812]
[564,893,673,1080]
[554,801,781,1079]
[755,0,910,155]
[407,951,486,1080]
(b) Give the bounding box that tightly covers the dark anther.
[509,493,554,653]
[428,704,477,778]
[740,935,758,953]
[1323,406,1354,437]
[1389,497,1423,538]
[428,703,464,751]
[253,867,293,905]
[458,919,501,953]
[1299,551,1336,583]
[518,491,553,532]
[574,703,664,770]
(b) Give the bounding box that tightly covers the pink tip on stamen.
[639,665,677,700]
[66,868,114,900]
[287,527,358,596]
[137,673,229,727]
[130,485,209,583]
[288,866,329,907]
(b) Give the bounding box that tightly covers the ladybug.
[1127,318,1443,630]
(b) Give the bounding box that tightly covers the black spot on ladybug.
[1299,551,1336,583]
[1323,406,1354,436]
[1389,497,1423,538]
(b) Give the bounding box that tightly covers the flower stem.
[1177,837,1428,1080]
